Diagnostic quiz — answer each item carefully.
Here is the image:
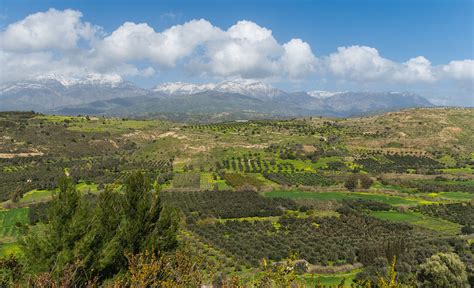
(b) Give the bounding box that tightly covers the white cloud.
[393,56,436,83]
[188,21,317,80]
[0,7,472,94]
[442,60,474,81]
[0,8,98,51]
[325,46,438,84]
[281,39,316,79]
[195,20,283,78]
[326,46,392,81]
[95,19,221,68]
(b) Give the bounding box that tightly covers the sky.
[0,0,473,105]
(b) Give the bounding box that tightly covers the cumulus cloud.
[281,39,317,79]
[326,46,393,82]
[442,60,474,81]
[325,46,436,83]
[0,8,472,91]
[194,20,283,78]
[393,56,436,83]
[0,8,98,51]
[95,19,221,67]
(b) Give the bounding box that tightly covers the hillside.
[0,108,473,286]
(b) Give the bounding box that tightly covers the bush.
[417,253,468,287]
[345,174,373,190]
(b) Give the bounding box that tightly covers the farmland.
[0,108,473,286]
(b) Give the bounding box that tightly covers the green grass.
[350,192,421,206]
[313,156,342,169]
[76,182,99,193]
[370,210,461,234]
[372,182,416,194]
[19,182,99,204]
[20,189,53,203]
[440,167,474,174]
[0,208,29,240]
[0,242,23,257]
[299,268,362,287]
[200,173,214,190]
[199,173,233,190]
[424,191,473,202]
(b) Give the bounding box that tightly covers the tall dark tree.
[23,172,179,285]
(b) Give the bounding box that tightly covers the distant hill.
[1,77,433,121]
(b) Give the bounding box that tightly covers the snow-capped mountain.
[213,79,286,98]
[308,90,344,98]
[153,82,216,96]
[0,75,147,111]
[154,79,286,99]
[36,73,125,87]
[1,75,434,119]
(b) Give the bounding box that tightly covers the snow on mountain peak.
[36,73,124,87]
[214,79,285,98]
[154,79,286,98]
[308,90,344,98]
[153,82,216,95]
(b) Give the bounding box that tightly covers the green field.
[18,182,99,204]
[299,268,361,287]
[350,192,423,206]
[424,191,473,201]
[200,173,232,190]
[370,210,461,234]
[0,208,28,239]
[20,189,52,203]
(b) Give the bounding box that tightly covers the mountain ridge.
[0,76,434,121]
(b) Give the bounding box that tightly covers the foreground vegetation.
[0,108,473,286]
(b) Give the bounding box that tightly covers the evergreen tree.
[23,172,179,285]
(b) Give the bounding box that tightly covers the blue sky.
[1,0,473,105]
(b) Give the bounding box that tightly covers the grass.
[76,182,99,193]
[299,268,362,287]
[424,191,473,202]
[312,156,342,169]
[440,167,474,174]
[0,242,23,257]
[372,182,416,194]
[20,189,53,203]
[370,210,461,234]
[200,173,232,190]
[0,208,29,240]
[18,182,99,204]
[350,192,421,206]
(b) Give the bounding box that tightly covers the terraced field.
[370,210,461,234]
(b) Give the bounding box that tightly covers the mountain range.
[0,76,433,122]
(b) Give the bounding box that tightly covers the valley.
[0,107,473,286]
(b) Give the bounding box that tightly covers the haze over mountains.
[1,76,433,122]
